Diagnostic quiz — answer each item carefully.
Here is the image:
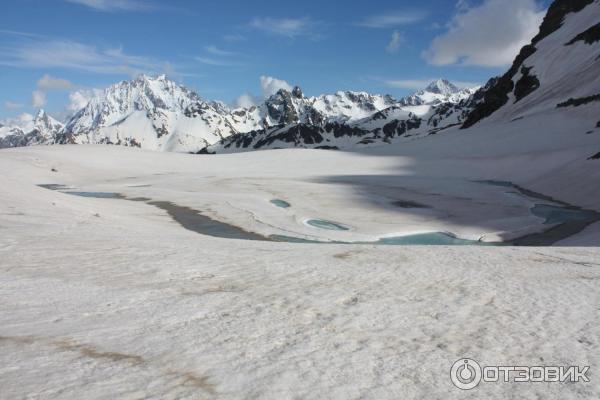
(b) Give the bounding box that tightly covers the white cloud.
[0,30,44,38]
[31,90,46,108]
[195,56,241,67]
[37,74,73,91]
[0,112,36,131]
[234,93,257,109]
[0,37,179,76]
[64,0,154,12]
[231,77,292,108]
[4,101,23,110]
[196,46,243,67]
[423,0,545,67]
[67,89,101,112]
[250,17,318,38]
[18,112,34,124]
[455,0,470,12]
[13,113,35,129]
[204,46,236,56]
[260,76,293,97]
[386,31,404,53]
[357,11,427,28]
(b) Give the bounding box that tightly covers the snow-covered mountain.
[0,73,481,152]
[41,75,400,153]
[463,0,600,128]
[0,110,63,148]
[57,74,237,152]
[1,0,597,156]
[206,0,600,154]
[205,81,480,153]
[225,87,398,132]
[398,79,479,107]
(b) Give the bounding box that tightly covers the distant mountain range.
[0,76,478,152]
[206,79,480,153]
[1,0,598,154]
[0,109,63,149]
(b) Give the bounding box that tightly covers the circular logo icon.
[450,358,482,390]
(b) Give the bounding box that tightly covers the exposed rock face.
[206,0,600,153]
[557,94,600,108]
[0,110,63,149]
[565,21,600,44]
[514,66,541,102]
[462,0,597,128]
[204,77,483,153]
[208,93,472,153]
[398,79,477,107]
[532,0,594,43]
[57,74,234,151]
[2,72,480,153]
[264,89,301,126]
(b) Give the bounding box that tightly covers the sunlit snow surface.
[2,4,600,393]
[1,112,600,397]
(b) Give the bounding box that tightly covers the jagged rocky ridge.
[0,110,63,148]
[209,0,600,152]
[0,76,477,152]
[204,79,479,153]
[462,0,599,128]
[2,0,597,153]
[55,74,238,151]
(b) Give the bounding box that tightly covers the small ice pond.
[66,191,122,199]
[38,182,600,246]
[531,204,597,225]
[270,199,291,208]
[306,219,350,231]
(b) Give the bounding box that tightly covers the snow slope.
[204,79,489,153]
[0,110,63,148]
[0,132,599,399]
[463,0,600,127]
[1,78,478,153]
[209,1,600,154]
[0,2,599,398]
[398,79,478,106]
[58,74,237,152]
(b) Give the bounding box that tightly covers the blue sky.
[0,0,550,120]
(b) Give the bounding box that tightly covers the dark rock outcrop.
[514,66,541,102]
[462,0,594,128]
[557,94,600,108]
[532,0,595,43]
[566,22,600,45]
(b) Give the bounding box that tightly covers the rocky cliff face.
[462,0,598,128]
[56,74,236,151]
[398,79,478,107]
[0,110,63,149]
[205,79,483,153]
[1,72,482,153]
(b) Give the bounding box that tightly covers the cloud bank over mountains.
[424,0,545,67]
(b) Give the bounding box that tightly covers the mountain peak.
[425,79,460,95]
[35,109,46,119]
[133,73,170,85]
[292,86,303,99]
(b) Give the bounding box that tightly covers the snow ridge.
[1,76,481,152]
